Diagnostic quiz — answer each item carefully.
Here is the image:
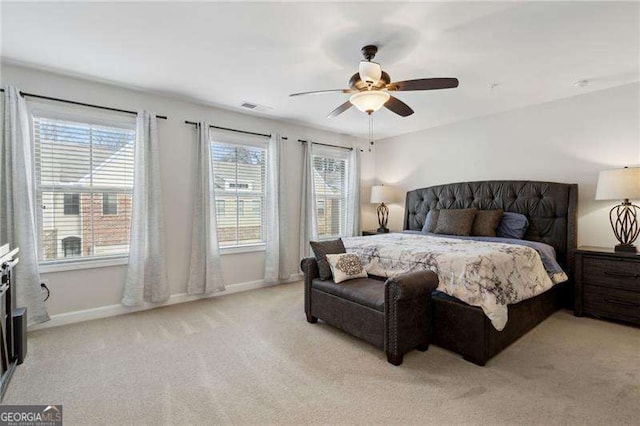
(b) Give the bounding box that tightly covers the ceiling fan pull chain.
[369,114,374,152]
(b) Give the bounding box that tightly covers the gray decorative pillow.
[421,209,440,233]
[326,253,368,284]
[310,239,346,280]
[471,209,504,237]
[496,212,529,239]
[433,209,477,236]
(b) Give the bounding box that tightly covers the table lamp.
[370,185,395,233]
[595,166,640,252]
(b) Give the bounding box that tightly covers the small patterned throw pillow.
[325,253,368,284]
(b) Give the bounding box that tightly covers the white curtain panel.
[122,111,170,306]
[264,134,290,283]
[346,148,361,237]
[0,86,49,325]
[187,123,225,295]
[299,142,318,260]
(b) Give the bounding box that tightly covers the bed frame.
[403,180,578,365]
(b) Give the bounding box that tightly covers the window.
[33,113,135,262]
[225,182,251,191]
[62,236,81,258]
[215,200,226,216]
[102,193,118,215]
[211,140,266,248]
[63,193,79,215]
[313,149,349,239]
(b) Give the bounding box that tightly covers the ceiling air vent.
[240,101,273,113]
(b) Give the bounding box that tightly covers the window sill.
[220,244,266,255]
[317,236,343,241]
[39,256,129,273]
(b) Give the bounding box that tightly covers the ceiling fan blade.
[388,78,459,92]
[327,101,353,118]
[290,89,352,97]
[384,96,414,117]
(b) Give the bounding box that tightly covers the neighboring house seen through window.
[211,140,266,248]
[33,113,135,262]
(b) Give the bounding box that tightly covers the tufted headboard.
[403,180,578,267]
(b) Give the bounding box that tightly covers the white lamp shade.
[595,167,640,201]
[358,61,382,85]
[349,91,390,113]
[370,185,396,204]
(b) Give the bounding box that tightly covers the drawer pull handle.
[603,298,640,308]
[603,271,640,279]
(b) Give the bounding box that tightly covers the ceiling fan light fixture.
[349,90,390,114]
[289,45,458,119]
[358,61,382,85]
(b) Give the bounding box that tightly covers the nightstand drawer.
[582,256,640,291]
[583,284,640,323]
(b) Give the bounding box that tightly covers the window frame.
[31,106,136,269]
[62,236,82,258]
[63,193,80,215]
[215,199,226,216]
[102,193,119,216]
[312,146,350,241]
[209,135,268,252]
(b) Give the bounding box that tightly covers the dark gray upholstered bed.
[403,180,578,365]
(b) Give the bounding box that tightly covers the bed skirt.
[431,281,568,365]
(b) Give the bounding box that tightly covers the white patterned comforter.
[342,233,568,331]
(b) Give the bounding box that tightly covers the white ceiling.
[2,1,639,139]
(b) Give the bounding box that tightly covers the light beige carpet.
[3,282,639,425]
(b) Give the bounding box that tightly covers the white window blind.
[33,114,135,262]
[313,148,349,239]
[211,140,266,247]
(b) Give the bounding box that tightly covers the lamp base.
[376,202,389,234]
[614,244,637,253]
[609,201,640,254]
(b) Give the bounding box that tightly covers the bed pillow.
[471,209,504,237]
[325,253,368,284]
[496,212,529,239]
[421,209,440,233]
[433,208,477,236]
[310,239,346,280]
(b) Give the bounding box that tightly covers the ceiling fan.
[290,45,459,118]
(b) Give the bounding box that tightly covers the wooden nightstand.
[362,230,391,236]
[574,246,640,326]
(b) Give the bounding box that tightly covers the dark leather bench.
[301,257,439,365]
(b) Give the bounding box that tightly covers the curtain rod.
[184,121,288,140]
[0,88,168,120]
[298,139,353,151]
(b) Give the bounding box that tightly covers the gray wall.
[365,83,640,248]
[1,64,374,317]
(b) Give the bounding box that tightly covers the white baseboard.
[29,274,302,332]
